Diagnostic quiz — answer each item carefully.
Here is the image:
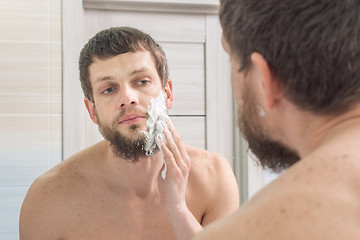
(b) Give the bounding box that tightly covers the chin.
[120,124,146,137]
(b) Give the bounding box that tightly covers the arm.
[157,118,203,240]
[158,117,239,239]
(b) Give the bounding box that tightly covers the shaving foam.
[256,105,266,117]
[142,91,172,179]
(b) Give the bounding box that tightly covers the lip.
[118,114,146,124]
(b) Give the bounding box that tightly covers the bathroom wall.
[0,1,268,238]
[0,0,62,239]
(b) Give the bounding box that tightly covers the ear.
[163,79,173,109]
[250,52,282,110]
[84,98,98,124]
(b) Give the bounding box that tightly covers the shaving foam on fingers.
[142,91,173,179]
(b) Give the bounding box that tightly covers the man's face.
[86,51,172,162]
[222,37,299,172]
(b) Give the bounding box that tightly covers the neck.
[281,104,360,158]
[100,140,164,198]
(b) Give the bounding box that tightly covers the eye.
[137,79,150,86]
[102,87,115,94]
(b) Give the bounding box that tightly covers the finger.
[158,134,180,173]
[164,117,191,167]
[155,134,168,180]
[161,121,188,171]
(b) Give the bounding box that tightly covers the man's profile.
[162,0,360,239]
[19,27,239,240]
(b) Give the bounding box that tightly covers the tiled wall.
[0,0,62,239]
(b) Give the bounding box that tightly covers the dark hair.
[79,26,169,102]
[220,0,360,115]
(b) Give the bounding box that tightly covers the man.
[162,0,360,239]
[19,27,239,240]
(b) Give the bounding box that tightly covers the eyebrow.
[95,67,152,84]
[95,76,114,84]
[128,67,152,77]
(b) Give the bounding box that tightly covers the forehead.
[89,50,157,83]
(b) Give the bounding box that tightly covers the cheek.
[93,104,112,124]
[144,90,163,105]
[141,96,153,109]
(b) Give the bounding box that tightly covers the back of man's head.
[220,0,360,115]
[79,26,169,102]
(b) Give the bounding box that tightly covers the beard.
[96,111,148,163]
[238,83,300,173]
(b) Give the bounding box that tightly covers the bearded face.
[96,109,149,163]
[238,81,300,173]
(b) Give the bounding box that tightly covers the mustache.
[112,107,149,126]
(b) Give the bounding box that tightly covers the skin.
[161,37,360,240]
[19,51,239,240]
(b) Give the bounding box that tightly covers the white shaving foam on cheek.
[256,105,266,117]
[142,91,171,179]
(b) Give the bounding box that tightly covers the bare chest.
[67,214,175,240]
[57,196,180,240]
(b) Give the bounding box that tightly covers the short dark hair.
[220,0,360,115]
[79,26,169,102]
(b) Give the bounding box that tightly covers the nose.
[118,86,139,108]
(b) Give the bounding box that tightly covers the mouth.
[118,115,146,125]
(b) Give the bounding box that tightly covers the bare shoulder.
[19,143,101,239]
[185,145,239,225]
[185,145,233,178]
[194,150,360,240]
[19,159,75,239]
[185,145,237,191]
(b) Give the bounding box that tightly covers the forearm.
[158,119,203,239]
[167,206,203,240]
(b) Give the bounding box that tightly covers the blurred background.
[0,0,277,239]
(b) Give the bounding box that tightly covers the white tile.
[0,42,48,77]
[0,115,51,150]
[50,13,62,43]
[0,187,28,239]
[0,115,61,187]
[50,67,62,114]
[0,94,50,114]
[0,164,48,188]
[50,42,62,68]
[0,0,48,16]
[0,42,50,114]
[50,0,62,16]
[50,114,62,167]
[0,13,48,43]
[0,0,63,237]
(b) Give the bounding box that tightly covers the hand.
[157,117,203,240]
[157,117,191,212]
